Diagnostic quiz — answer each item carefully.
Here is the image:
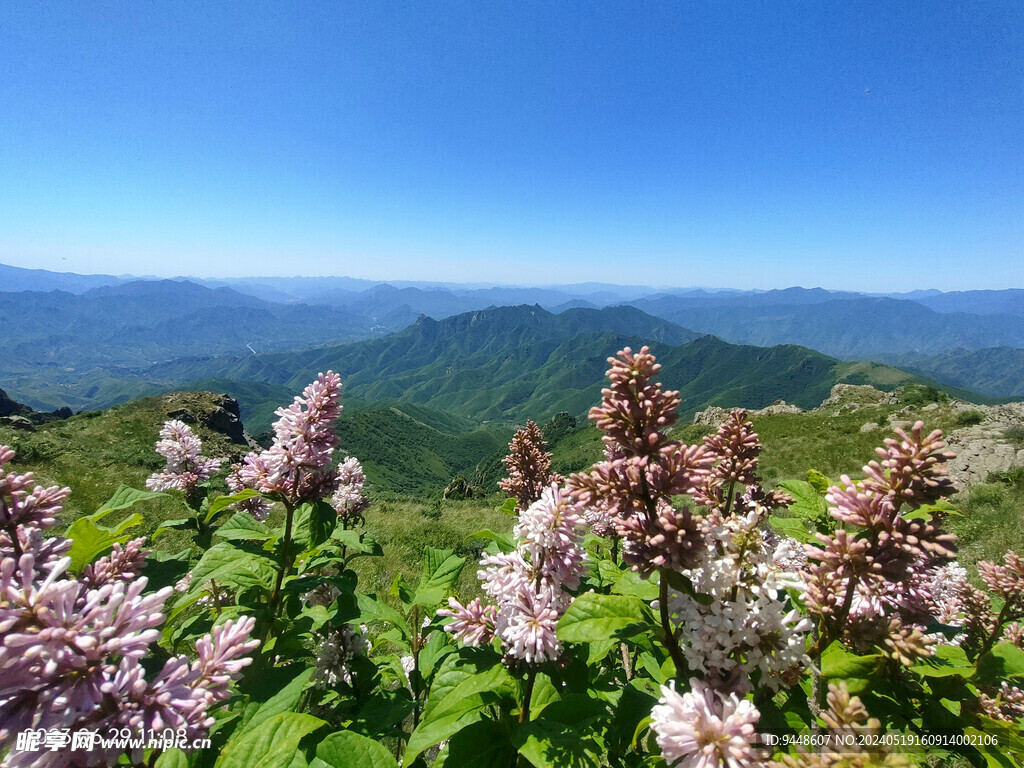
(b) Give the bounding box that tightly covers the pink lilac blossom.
[1,445,70,540]
[499,421,561,510]
[569,348,714,576]
[440,485,586,665]
[331,456,369,526]
[235,372,343,505]
[650,679,761,768]
[145,420,223,495]
[0,465,257,767]
[803,423,957,652]
[79,538,149,589]
[312,624,369,688]
[225,464,272,521]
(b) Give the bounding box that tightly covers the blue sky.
[1,2,1020,290]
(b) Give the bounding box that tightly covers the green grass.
[949,468,1024,573]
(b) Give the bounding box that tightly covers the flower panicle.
[499,420,561,510]
[145,420,223,495]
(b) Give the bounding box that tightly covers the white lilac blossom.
[236,372,343,505]
[651,679,761,768]
[664,509,812,689]
[440,485,586,665]
[331,456,369,526]
[145,420,223,495]
[312,624,369,688]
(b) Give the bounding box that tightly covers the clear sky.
[1,2,1021,291]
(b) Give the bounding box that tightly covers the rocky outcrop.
[945,402,1024,488]
[0,388,73,425]
[160,392,256,448]
[819,384,897,410]
[693,400,804,427]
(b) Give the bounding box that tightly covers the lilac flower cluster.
[0,445,258,768]
[312,624,370,688]
[498,420,561,511]
[440,484,586,665]
[569,347,714,576]
[803,422,958,659]
[651,678,761,768]
[234,371,343,507]
[331,456,369,527]
[145,420,223,496]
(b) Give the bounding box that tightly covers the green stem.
[519,667,538,724]
[264,498,297,645]
[658,569,687,677]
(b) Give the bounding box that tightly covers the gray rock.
[0,415,35,431]
[860,422,879,433]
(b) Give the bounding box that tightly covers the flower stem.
[658,569,687,676]
[519,667,538,724]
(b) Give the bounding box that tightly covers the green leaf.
[912,644,975,679]
[66,512,144,572]
[434,720,514,768]
[820,642,882,682]
[598,560,658,601]
[404,664,513,766]
[779,479,829,518]
[662,569,713,605]
[154,749,193,768]
[978,642,1024,683]
[313,731,397,768]
[216,712,325,768]
[330,529,383,556]
[189,542,277,596]
[390,574,415,608]
[512,719,604,768]
[216,512,275,541]
[356,593,409,639]
[498,497,518,515]
[205,489,261,523]
[557,593,650,643]
[306,501,338,549]
[154,518,197,539]
[97,484,168,514]
[414,547,465,607]
[767,514,817,545]
[805,469,831,494]
[239,668,315,736]
[464,529,515,553]
[417,629,454,681]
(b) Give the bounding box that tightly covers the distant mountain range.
[1,263,1022,417]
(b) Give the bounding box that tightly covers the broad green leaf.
[390,573,415,607]
[313,731,397,768]
[239,668,315,735]
[464,529,515,553]
[820,642,882,681]
[66,512,144,572]
[912,644,975,679]
[779,479,829,520]
[767,515,817,545]
[414,547,466,607]
[557,593,649,643]
[306,501,338,548]
[215,512,275,541]
[417,629,454,681]
[154,518,197,539]
[607,566,658,601]
[154,749,193,768]
[498,497,518,515]
[216,712,325,768]
[404,664,513,766]
[205,489,261,523]
[357,593,409,639]
[662,570,713,605]
[978,642,1024,683]
[434,720,513,768]
[97,485,168,514]
[512,719,603,768]
[188,542,277,596]
[332,529,383,556]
